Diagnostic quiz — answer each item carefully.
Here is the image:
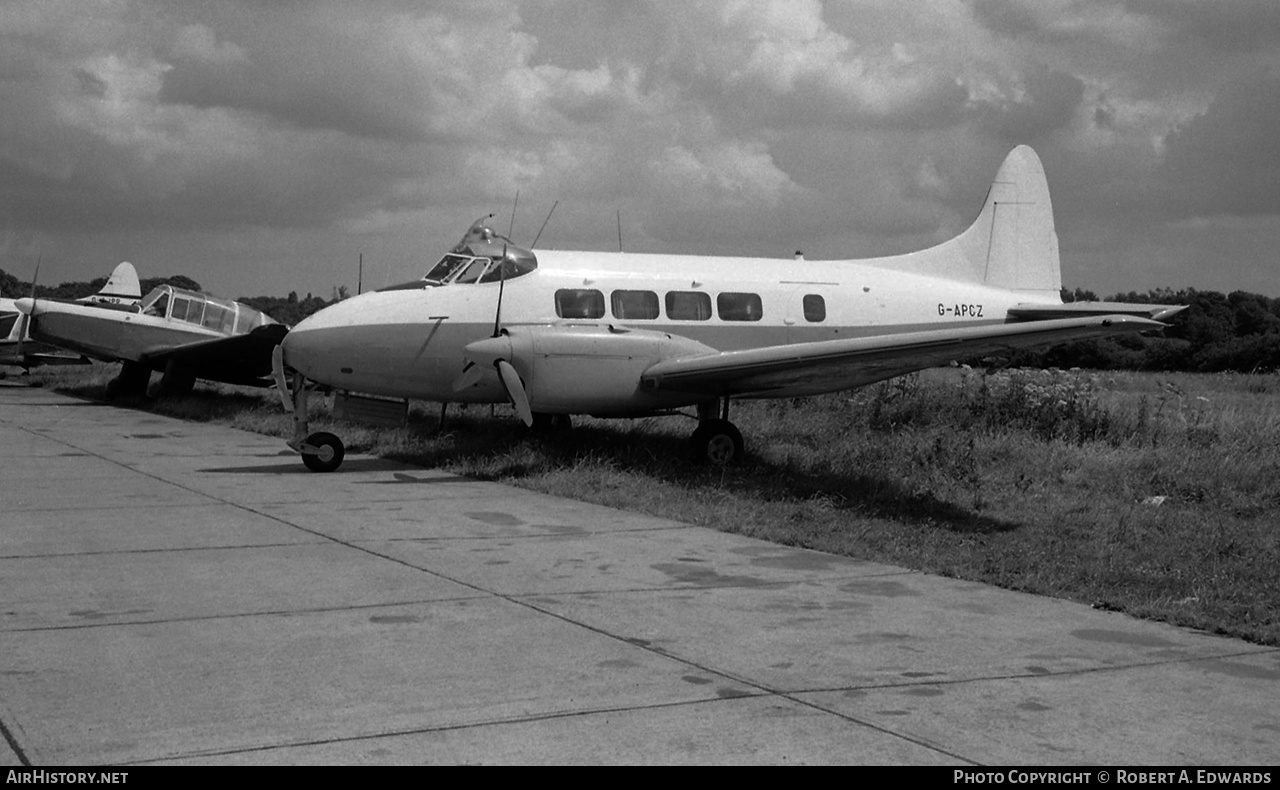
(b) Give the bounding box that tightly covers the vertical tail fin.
[877,146,1061,296]
[955,145,1061,294]
[88,262,142,306]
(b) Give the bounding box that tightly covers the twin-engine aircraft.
[275,146,1182,472]
[14,265,286,396]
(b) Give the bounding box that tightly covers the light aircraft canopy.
[139,285,277,335]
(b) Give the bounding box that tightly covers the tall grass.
[26,363,1280,645]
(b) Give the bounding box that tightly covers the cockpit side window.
[424,254,471,283]
[451,257,493,284]
[143,292,170,318]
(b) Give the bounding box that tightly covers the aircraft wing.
[641,315,1166,398]
[140,324,289,386]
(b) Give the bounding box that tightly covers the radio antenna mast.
[530,201,559,248]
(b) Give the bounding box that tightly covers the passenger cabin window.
[611,290,660,320]
[803,294,826,322]
[665,291,712,321]
[170,297,191,323]
[717,292,763,322]
[555,289,605,319]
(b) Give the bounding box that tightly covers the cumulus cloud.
[0,0,1277,298]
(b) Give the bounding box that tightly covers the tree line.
[5,267,1280,374]
[1009,288,1280,374]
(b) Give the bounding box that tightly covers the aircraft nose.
[280,311,334,380]
[14,297,34,315]
[279,291,389,384]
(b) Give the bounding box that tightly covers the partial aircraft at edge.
[14,264,287,396]
[1,262,144,372]
[274,146,1184,472]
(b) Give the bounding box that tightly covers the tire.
[301,432,345,473]
[690,419,744,465]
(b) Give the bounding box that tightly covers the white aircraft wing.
[640,314,1166,399]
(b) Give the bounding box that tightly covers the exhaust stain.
[1025,666,1052,676]
[716,687,754,699]
[901,671,943,678]
[682,675,712,685]
[1018,701,1053,712]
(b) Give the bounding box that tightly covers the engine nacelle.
[465,324,716,415]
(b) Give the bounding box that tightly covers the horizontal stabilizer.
[1009,302,1184,322]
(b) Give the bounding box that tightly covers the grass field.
[20,362,1280,646]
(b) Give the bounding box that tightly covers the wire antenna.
[530,201,559,248]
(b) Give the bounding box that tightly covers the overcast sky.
[1,0,1278,300]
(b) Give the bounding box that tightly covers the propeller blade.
[15,257,40,361]
[496,359,533,427]
[451,361,486,393]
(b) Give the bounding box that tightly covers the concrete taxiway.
[1,383,1277,765]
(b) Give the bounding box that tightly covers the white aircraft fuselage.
[277,146,1181,471]
[284,251,1044,411]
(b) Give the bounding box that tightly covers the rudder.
[955,146,1061,294]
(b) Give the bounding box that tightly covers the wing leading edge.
[641,314,1166,399]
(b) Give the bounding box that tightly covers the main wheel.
[690,419,744,465]
[301,431,345,472]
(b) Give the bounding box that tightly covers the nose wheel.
[301,432,345,473]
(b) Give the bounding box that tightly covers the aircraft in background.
[273,146,1183,472]
[14,270,287,396]
[1,262,143,372]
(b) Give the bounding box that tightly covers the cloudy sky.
[1,0,1278,300]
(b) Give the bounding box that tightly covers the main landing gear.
[690,398,744,465]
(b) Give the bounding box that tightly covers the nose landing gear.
[274,346,347,473]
